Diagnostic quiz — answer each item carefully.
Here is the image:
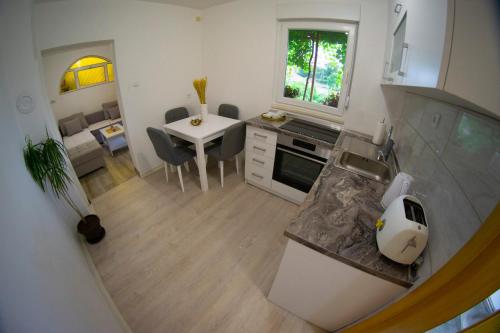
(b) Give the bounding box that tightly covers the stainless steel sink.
[334,150,392,184]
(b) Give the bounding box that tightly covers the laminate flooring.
[79,148,136,200]
[87,159,325,333]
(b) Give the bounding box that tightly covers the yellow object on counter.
[375,218,385,231]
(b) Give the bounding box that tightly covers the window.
[427,289,500,333]
[274,21,356,116]
[60,56,114,94]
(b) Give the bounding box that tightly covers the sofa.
[57,101,123,177]
[58,112,105,177]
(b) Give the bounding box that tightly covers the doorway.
[40,41,136,200]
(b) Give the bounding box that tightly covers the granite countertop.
[246,116,338,148]
[285,134,413,288]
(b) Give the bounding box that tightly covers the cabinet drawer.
[246,151,274,171]
[245,163,272,188]
[246,126,277,146]
[245,139,276,159]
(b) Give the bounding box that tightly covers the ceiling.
[34,0,238,10]
[136,0,237,9]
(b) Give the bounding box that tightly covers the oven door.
[272,144,327,193]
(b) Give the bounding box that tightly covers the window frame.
[60,55,114,94]
[273,21,357,117]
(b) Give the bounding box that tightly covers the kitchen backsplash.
[393,93,500,283]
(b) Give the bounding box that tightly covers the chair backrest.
[220,122,246,160]
[218,104,239,120]
[165,107,189,124]
[147,127,182,165]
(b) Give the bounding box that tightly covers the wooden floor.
[87,160,325,333]
[79,148,137,200]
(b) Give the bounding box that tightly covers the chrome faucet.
[377,126,394,162]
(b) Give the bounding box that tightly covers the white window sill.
[271,102,345,126]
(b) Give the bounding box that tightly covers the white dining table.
[163,114,242,192]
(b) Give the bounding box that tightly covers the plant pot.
[77,214,106,244]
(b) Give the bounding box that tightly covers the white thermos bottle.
[381,172,414,208]
[372,118,386,145]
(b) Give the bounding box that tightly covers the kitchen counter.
[285,132,413,288]
[246,116,412,287]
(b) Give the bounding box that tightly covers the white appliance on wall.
[376,195,428,265]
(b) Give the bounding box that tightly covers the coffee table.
[99,124,128,156]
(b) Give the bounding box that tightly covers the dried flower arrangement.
[193,77,207,104]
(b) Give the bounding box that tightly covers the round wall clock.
[16,95,35,114]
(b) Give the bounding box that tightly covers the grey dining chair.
[205,122,246,188]
[218,104,239,119]
[165,107,191,147]
[147,127,195,192]
[210,103,240,146]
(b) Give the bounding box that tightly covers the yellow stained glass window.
[60,71,76,92]
[107,63,114,82]
[70,56,108,69]
[60,56,114,94]
[77,67,106,87]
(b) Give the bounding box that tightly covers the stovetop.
[279,119,341,144]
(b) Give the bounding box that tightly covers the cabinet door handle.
[254,133,268,139]
[252,158,265,165]
[382,61,394,82]
[398,42,409,76]
[253,146,266,152]
[394,3,402,14]
[251,172,264,179]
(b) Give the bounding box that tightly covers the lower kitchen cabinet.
[244,125,277,189]
[268,240,407,331]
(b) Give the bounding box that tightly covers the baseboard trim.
[138,163,163,178]
[79,237,133,333]
[245,179,303,205]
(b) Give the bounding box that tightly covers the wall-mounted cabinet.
[382,0,500,118]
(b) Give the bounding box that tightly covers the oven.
[272,133,331,199]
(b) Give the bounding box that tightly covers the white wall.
[0,1,127,332]
[42,41,117,120]
[34,0,203,175]
[202,0,390,135]
[34,0,389,173]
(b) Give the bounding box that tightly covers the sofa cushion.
[63,117,83,136]
[108,106,121,119]
[85,110,106,125]
[58,112,88,136]
[102,101,119,119]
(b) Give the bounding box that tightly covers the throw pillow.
[85,111,105,125]
[64,117,82,136]
[77,112,89,128]
[108,106,121,120]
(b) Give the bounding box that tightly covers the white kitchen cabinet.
[444,0,500,116]
[383,0,448,87]
[268,240,407,332]
[383,0,408,84]
[244,126,277,190]
[383,0,499,117]
[246,126,277,146]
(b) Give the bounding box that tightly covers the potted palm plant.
[23,135,106,244]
